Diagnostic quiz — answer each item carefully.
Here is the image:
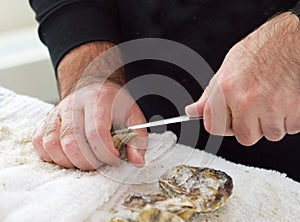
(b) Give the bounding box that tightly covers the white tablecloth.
[0,87,299,222]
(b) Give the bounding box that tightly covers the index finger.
[84,95,120,166]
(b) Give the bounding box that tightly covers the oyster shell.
[159,165,233,213]
[109,217,134,222]
[152,198,196,221]
[135,208,185,222]
[123,193,167,210]
[110,208,185,222]
[123,194,196,221]
[109,165,233,222]
[111,128,137,160]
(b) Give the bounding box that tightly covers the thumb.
[185,92,208,117]
[126,103,148,168]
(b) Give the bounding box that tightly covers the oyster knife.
[128,115,202,130]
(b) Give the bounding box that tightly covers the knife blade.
[127,115,202,130]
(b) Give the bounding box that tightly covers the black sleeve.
[29,0,120,70]
[289,1,300,17]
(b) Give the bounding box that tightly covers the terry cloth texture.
[0,87,299,222]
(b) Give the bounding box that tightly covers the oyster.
[135,208,185,222]
[123,194,196,221]
[110,208,185,222]
[111,128,137,160]
[152,198,196,221]
[109,217,134,222]
[109,165,233,222]
[159,165,233,213]
[123,193,167,210]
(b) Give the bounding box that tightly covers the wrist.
[239,10,300,91]
[57,41,125,99]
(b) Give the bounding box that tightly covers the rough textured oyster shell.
[123,194,196,221]
[152,198,196,221]
[109,217,134,222]
[135,208,185,222]
[159,165,233,213]
[109,165,233,221]
[123,193,167,210]
[111,128,137,160]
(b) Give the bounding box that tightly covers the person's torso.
[114,0,300,180]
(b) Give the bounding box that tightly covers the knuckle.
[43,137,60,151]
[65,95,75,106]
[263,127,284,141]
[264,96,278,113]
[238,99,249,111]
[32,134,43,148]
[237,94,255,111]
[233,125,254,146]
[220,81,231,94]
[286,120,300,135]
[61,137,78,154]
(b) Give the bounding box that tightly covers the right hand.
[32,81,148,170]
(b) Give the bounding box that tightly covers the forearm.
[57,41,125,99]
[238,12,300,92]
[187,10,300,145]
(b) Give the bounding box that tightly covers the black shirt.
[30,0,300,181]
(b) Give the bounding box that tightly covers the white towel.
[0,87,299,222]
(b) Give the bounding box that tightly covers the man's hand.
[32,42,147,170]
[186,12,300,146]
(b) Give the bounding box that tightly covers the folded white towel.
[0,87,299,222]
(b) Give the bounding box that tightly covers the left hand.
[186,12,300,146]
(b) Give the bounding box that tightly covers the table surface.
[0,87,299,222]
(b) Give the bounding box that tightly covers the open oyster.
[111,128,137,160]
[109,165,233,222]
[123,194,196,221]
[135,208,185,222]
[110,208,185,222]
[159,165,233,213]
[109,217,134,222]
[123,193,167,210]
